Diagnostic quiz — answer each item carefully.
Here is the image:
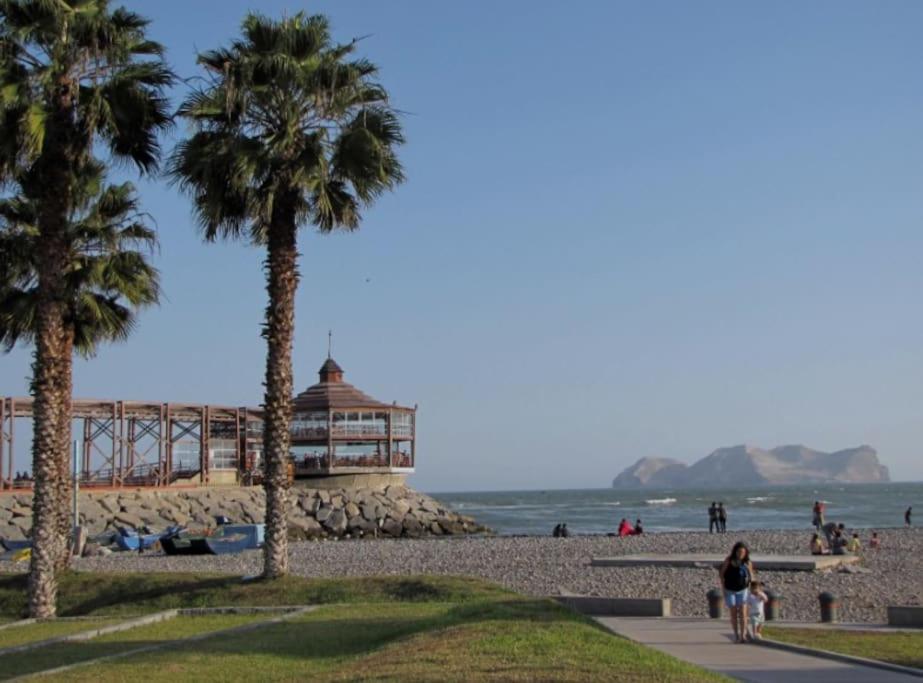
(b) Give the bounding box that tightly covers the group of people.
[551,523,570,537]
[718,541,766,643]
[811,524,880,556]
[11,471,32,483]
[707,502,728,533]
[617,518,643,537]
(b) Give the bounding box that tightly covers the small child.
[746,580,768,640]
[869,532,881,550]
[846,532,861,553]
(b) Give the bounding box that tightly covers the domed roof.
[292,357,391,411]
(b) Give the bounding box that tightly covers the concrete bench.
[887,606,923,627]
[590,554,860,571]
[554,596,671,617]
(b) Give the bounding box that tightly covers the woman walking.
[718,541,755,643]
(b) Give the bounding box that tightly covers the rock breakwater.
[0,484,486,542]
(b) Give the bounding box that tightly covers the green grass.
[0,573,728,682]
[0,614,270,679]
[52,603,725,682]
[765,627,923,670]
[0,617,123,649]
[0,572,509,618]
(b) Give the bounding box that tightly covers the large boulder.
[323,509,348,535]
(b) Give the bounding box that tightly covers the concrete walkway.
[597,617,921,683]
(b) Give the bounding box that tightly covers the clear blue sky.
[4,1,923,490]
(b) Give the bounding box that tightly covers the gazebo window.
[392,412,412,437]
[292,411,328,438]
[209,439,237,470]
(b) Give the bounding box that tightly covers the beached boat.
[0,539,30,552]
[161,524,264,556]
[115,526,181,552]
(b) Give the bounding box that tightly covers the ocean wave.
[645,497,677,505]
[747,497,773,503]
[601,502,621,507]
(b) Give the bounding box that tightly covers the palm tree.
[170,12,404,578]
[0,0,172,617]
[0,159,160,570]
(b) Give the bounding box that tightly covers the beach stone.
[9,506,30,518]
[114,512,144,529]
[361,504,377,521]
[344,502,361,519]
[420,498,439,514]
[330,495,345,509]
[0,522,24,541]
[429,521,443,535]
[381,517,403,537]
[289,516,323,537]
[323,509,347,535]
[316,506,333,523]
[402,517,423,537]
[392,499,411,517]
[300,497,322,515]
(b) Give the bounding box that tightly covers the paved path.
[597,617,920,683]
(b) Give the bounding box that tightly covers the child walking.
[746,581,768,641]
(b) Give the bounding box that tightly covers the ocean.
[432,482,923,535]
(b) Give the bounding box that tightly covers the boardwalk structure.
[1,356,416,490]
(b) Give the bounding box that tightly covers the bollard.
[707,588,724,619]
[819,592,838,623]
[765,589,782,621]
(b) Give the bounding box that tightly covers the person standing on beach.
[906,507,913,527]
[718,503,727,533]
[812,501,825,530]
[719,541,754,643]
[708,502,719,533]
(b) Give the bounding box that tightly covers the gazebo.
[289,357,416,479]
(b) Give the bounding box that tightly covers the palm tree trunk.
[27,237,68,619]
[260,204,298,579]
[26,76,78,617]
[54,328,74,572]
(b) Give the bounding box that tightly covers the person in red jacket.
[618,518,634,537]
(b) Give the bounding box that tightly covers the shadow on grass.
[0,599,637,681]
[0,572,517,619]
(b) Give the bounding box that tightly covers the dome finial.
[327,329,332,359]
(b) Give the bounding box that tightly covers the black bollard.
[819,592,838,623]
[765,589,782,621]
[707,588,724,619]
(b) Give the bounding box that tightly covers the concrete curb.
[0,619,37,632]
[757,636,923,679]
[0,609,179,657]
[11,605,316,681]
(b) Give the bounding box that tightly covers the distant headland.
[612,444,890,489]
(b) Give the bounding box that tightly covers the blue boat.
[115,526,181,552]
[161,524,263,556]
[204,524,264,555]
[0,539,31,552]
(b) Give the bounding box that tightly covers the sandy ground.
[53,527,923,623]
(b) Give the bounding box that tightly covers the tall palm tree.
[170,12,404,578]
[0,0,172,617]
[0,159,160,570]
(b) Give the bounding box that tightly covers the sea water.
[431,482,923,535]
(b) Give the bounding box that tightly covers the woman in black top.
[719,541,755,643]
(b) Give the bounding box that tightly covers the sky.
[3,1,923,491]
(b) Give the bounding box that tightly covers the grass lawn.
[0,613,271,679]
[0,572,510,618]
[765,627,923,670]
[0,617,123,649]
[0,573,728,682]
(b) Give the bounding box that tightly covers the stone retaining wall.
[0,484,486,542]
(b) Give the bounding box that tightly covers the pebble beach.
[67,527,923,623]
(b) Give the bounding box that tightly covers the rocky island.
[612,444,890,489]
